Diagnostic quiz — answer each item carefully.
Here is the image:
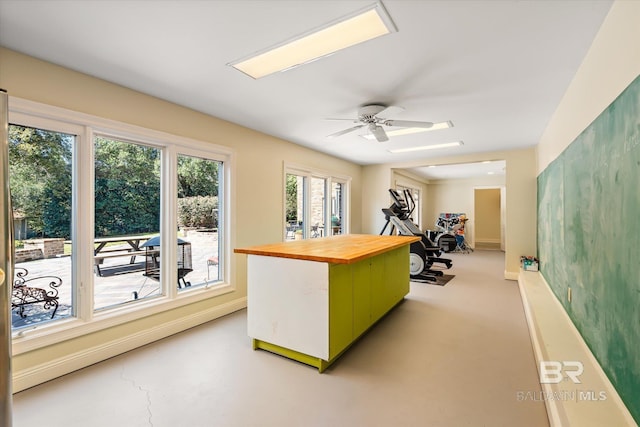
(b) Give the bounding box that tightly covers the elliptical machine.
[432,216,458,253]
[380,189,452,282]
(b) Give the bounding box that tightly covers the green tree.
[9,125,73,238]
[177,156,219,198]
[94,137,160,236]
[177,156,220,229]
[285,174,298,222]
[10,128,221,239]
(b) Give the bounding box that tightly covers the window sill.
[12,282,236,355]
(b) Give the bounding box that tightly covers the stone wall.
[15,248,43,263]
[22,238,65,259]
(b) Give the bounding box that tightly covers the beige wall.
[426,176,505,246]
[537,0,640,173]
[0,47,362,388]
[363,147,536,278]
[362,164,393,235]
[474,188,501,243]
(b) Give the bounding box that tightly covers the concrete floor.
[12,250,548,427]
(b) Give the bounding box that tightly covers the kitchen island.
[234,234,419,372]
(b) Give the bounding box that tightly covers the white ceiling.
[0,0,612,178]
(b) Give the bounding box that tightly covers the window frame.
[9,97,234,355]
[395,182,422,229]
[283,163,350,241]
[330,179,348,236]
[174,147,226,290]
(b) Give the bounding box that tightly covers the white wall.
[537,0,640,173]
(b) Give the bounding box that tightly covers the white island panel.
[247,255,329,360]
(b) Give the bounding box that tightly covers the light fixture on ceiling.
[388,141,464,153]
[228,2,396,79]
[360,121,453,140]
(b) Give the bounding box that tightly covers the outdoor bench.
[11,267,61,319]
[94,250,147,276]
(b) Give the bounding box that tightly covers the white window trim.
[283,162,351,240]
[9,97,235,355]
[395,181,422,229]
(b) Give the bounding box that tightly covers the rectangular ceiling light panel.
[229,2,396,79]
[388,141,464,153]
[361,121,453,140]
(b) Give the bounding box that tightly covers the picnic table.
[93,235,150,276]
[94,236,149,254]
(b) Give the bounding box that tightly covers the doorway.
[473,187,505,251]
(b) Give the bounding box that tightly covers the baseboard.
[12,297,247,392]
[475,238,501,244]
[518,271,637,427]
[504,270,519,281]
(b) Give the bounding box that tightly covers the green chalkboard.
[538,74,640,423]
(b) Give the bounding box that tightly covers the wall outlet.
[568,287,572,303]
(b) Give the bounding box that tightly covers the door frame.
[473,186,506,251]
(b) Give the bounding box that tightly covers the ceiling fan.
[326,104,449,142]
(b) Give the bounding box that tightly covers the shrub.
[177,196,218,228]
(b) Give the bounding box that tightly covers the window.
[93,136,162,310]
[285,173,305,240]
[176,154,223,289]
[310,177,326,238]
[284,166,349,241]
[396,184,421,229]
[9,124,76,327]
[331,181,345,235]
[8,98,232,348]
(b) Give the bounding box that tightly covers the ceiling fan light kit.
[228,2,396,79]
[368,123,389,142]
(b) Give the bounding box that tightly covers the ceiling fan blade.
[382,119,434,128]
[325,118,358,121]
[326,124,365,138]
[376,105,405,118]
[369,124,389,142]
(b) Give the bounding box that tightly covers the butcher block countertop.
[234,234,420,264]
